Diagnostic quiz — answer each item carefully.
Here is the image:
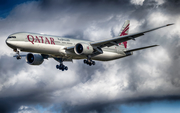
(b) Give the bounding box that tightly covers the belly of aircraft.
[92,51,126,61]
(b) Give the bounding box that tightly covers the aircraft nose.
[6,38,10,45]
[6,38,13,47]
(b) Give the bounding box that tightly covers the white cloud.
[130,0,145,6]
[155,0,165,5]
[18,105,40,113]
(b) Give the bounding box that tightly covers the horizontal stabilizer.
[125,45,158,53]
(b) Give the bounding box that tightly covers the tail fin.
[119,20,130,48]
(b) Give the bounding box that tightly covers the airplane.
[6,20,173,71]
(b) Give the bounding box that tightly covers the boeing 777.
[6,20,173,71]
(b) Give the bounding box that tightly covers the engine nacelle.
[26,53,44,65]
[74,43,94,55]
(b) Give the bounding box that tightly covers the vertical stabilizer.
[118,20,130,48]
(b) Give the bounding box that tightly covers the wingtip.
[152,45,159,47]
[166,23,174,26]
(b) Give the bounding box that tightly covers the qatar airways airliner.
[6,20,173,71]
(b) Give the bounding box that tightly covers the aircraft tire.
[92,61,95,65]
[65,66,68,70]
[56,65,59,69]
[16,56,21,60]
[84,60,87,64]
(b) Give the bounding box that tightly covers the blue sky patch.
[0,0,39,18]
[120,100,180,113]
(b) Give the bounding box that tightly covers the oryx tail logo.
[120,24,129,36]
[119,23,129,48]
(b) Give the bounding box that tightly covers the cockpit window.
[8,36,16,38]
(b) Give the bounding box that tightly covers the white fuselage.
[6,32,129,61]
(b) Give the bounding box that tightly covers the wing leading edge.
[90,23,174,48]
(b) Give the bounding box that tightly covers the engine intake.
[74,43,94,55]
[26,53,44,65]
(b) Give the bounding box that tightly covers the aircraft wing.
[90,24,174,48]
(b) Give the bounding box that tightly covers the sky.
[0,0,180,113]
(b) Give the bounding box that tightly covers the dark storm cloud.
[58,95,180,113]
[1,0,180,113]
[0,92,51,113]
[162,34,180,88]
[0,97,20,113]
[60,102,120,113]
[163,0,180,15]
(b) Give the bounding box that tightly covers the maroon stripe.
[122,24,129,32]
[120,24,129,36]
[119,24,129,48]
[123,27,129,34]
[120,27,129,36]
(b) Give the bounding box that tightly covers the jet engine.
[26,53,44,65]
[74,43,94,55]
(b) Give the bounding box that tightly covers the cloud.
[0,0,180,113]
[130,0,145,6]
[17,105,40,113]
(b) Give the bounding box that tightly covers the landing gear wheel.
[59,64,63,69]
[83,59,95,66]
[92,61,95,65]
[56,64,68,71]
[84,60,87,64]
[65,66,68,70]
[16,56,21,60]
[14,49,22,60]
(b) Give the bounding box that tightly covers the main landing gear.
[56,64,68,71]
[83,56,95,66]
[55,58,68,71]
[14,49,21,60]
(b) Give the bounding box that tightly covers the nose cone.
[6,38,14,48]
[6,38,10,46]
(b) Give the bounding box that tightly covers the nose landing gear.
[14,49,21,60]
